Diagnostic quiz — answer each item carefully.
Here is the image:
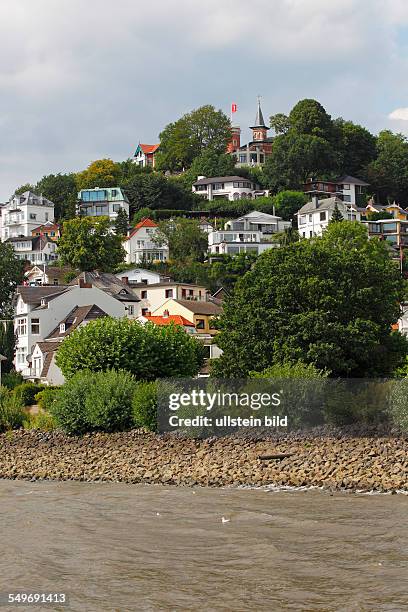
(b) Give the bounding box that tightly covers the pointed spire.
[251,96,267,128]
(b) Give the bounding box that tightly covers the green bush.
[55,318,205,380]
[1,370,24,390]
[13,382,44,406]
[0,386,25,432]
[23,411,57,431]
[34,387,61,412]
[132,381,158,431]
[251,360,329,379]
[50,370,137,435]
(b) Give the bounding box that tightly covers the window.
[60,323,65,334]
[343,195,351,202]
[128,305,134,316]
[16,348,26,364]
[196,319,205,329]
[165,289,173,298]
[17,318,27,336]
[29,213,37,220]
[141,308,149,316]
[320,211,326,221]
[112,204,121,212]
[45,213,49,222]
[212,183,224,190]
[111,189,117,197]
[31,318,40,335]
[308,214,312,222]
[195,184,207,192]
[343,184,350,190]
[53,279,59,285]
[141,290,147,299]
[299,215,306,225]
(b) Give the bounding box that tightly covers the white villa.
[192,176,269,201]
[123,218,169,264]
[6,235,58,265]
[297,196,361,238]
[0,191,55,241]
[77,187,129,221]
[208,211,291,256]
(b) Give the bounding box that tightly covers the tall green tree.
[329,202,344,223]
[156,105,232,171]
[332,118,377,177]
[183,150,237,187]
[212,222,407,378]
[124,173,196,215]
[0,321,16,373]
[272,190,308,220]
[288,99,334,141]
[0,242,24,318]
[58,217,125,272]
[76,159,121,190]
[366,130,408,203]
[14,184,36,196]
[36,173,78,220]
[269,112,290,135]
[153,218,208,262]
[114,207,129,236]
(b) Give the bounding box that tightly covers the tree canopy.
[153,218,208,262]
[58,216,125,272]
[156,105,232,171]
[0,243,24,318]
[36,173,78,220]
[76,159,121,190]
[366,130,408,203]
[212,222,407,378]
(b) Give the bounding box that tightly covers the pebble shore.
[0,429,407,492]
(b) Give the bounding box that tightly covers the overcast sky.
[1,0,408,200]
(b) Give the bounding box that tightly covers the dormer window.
[41,298,46,307]
[59,323,65,334]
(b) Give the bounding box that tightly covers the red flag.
[231,103,237,113]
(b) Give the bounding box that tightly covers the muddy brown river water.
[0,480,407,611]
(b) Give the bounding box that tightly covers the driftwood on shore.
[258,453,295,461]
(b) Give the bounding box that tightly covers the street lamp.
[0,354,6,388]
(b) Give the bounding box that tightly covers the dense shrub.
[35,387,61,412]
[23,411,57,431]
[1,370,24,390]
[13,382,44,406]
[50,370,137,435]
[56,318,205,380]
[250,361,329,379]
[132,382,158,431]
[0,386,25,432]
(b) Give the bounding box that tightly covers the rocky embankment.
[0,429,407,492]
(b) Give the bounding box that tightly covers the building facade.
[0,191,55,241]
[6,236,58,265]
[303,176,369,207]
[133,143,160,168]
[192,176,268,201]
[297,197,360,238]
[123,218,169,264]
[77,187,129,221]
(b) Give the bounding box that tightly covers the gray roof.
[298,197,346,215]
[17,285,68,306]
[337,175,369,186]
[250,99,268,129]
[173,299,222,315]
[193,176,253,186]
[70,271,140,302]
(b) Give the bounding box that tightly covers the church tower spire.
[250,96,269,141]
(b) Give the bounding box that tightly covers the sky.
[1,0,408,200]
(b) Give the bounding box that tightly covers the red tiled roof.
[145,315,194,327]
[140,143,160,154]
[126,218,158,240]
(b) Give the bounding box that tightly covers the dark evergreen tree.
[329,202,344,223]
[0,321,16,373]
[114,207,129,236]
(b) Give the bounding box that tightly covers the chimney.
[122,276,129,285]
[312,196,319,209]
[79,278,92,289]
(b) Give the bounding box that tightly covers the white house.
[303,175,370,207]
[0,191,55,241]
[297,197,361,238]
[115,267,168,286]
[208,211,291,256]
[133,143,160,168]
[24,265,76,286]
[192,176,269,201]
[6,236,58,265]
[77,187,129,221]
[123,218,169,264]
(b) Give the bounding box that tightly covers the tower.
[227,126,241,153]
[250,97,269,142]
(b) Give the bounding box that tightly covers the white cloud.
[389,108,408,121]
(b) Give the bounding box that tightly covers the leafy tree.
[114,207,129,236]
[156,105,232,171]
[366,211,394,221]
[209,253,257,293]
[272,227,300,245]
[56,318,205,380]
[366,131,408,203]
[131,208,156,225]
[58,217,125,272]
[272,190,307,220]
[212,222,407,378]
[288,99,333,141]
[124,173,196,215]
[332,118,377,177]
[183,150,237,187]
[13,184,36,196]
[329,202,344,223]
[0,242,24,317]
[36,173,77,220]
[269,113,290,135]
[76,159,121,190]
[0,321,16,373]
[154,218,208,262]
[263,132,335,191]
